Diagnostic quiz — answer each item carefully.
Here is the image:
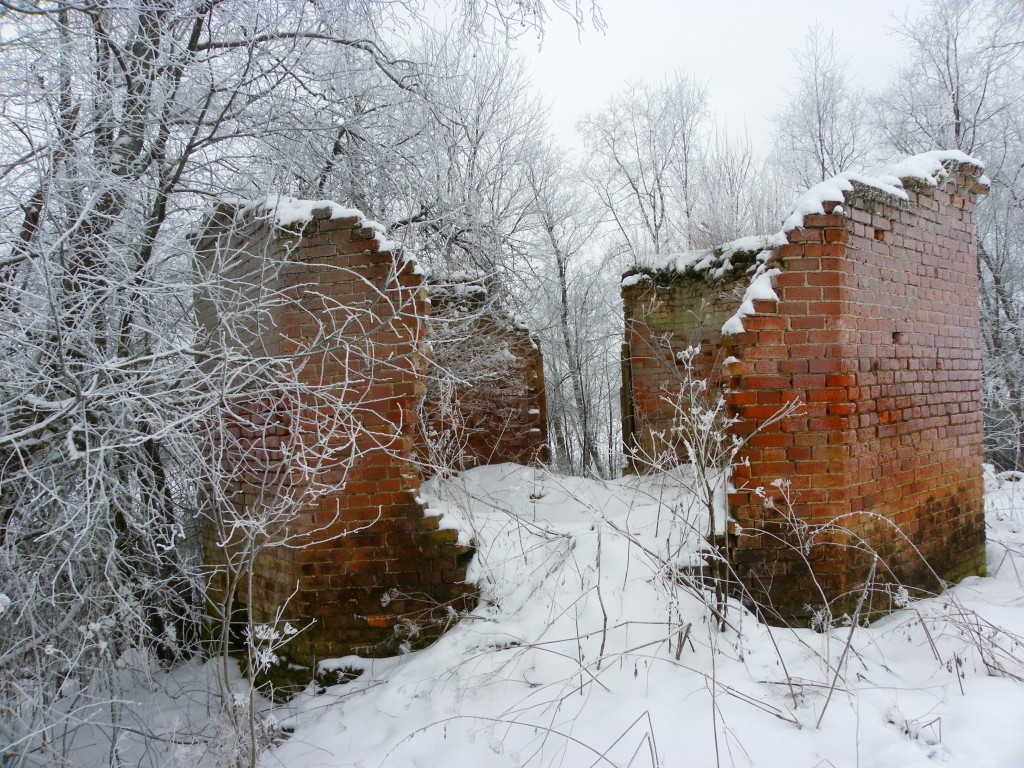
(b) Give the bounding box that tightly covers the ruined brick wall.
[622,158,988,621]
[194,204,475,665]
[621,257,751,467]
[421,280,548,470]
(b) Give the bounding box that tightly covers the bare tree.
[772,23,875,190]
[873,0,1018,158]
[399,33,547,278]
[977,113,1024,471]
[691,128,787,249]
[579,75,709,263]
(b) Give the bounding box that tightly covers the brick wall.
[421,278,548,470]
[622,159,989,622]
[621,250,756,467]
[194,204,476,665]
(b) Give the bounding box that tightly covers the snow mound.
[69,464,1024,768]
[260,463,1024,768]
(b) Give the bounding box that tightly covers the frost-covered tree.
[287,28,549,288]
[393,33,547,278]
[873,0,1017,159]
[523,144,621,477]
[0,1,597,764]
[691,128,787,249]
[579,75,709,263]
[772,24,875,190]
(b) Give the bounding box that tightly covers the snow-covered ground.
[260,464,1024,768]
[107,464,1024,767]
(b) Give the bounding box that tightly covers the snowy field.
[132,464,1023,768]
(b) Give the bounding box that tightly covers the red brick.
[617,159,985,622]
[802,214,847,229]
[788,228,825,243]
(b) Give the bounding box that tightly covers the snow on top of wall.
[230,195,418,272]
[427,272,534,336]
[619,271,652,289]
[428,273,490,299]
[248,195,362,228]
[621,150,985,341]
[359,218,403,253]
[622,234,787,289]
[623,150,985,295]
[780,149,985,233]
[720,150,984,337]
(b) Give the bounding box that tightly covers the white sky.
[514,0,926,154]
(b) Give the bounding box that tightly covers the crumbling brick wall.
[193,203,476,665]
[621,256,754,467]
[622,156,989,622]
[421,276,548,470]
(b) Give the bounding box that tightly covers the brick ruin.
[192,150,988,657]
[420,275,548,470]
[192,201,545,665]
[622,154,989,621]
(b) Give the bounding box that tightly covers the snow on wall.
[622,150,987,341]
[621,151,989,622]
[216,194,417,271]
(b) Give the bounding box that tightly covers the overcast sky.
[514,0,926,153]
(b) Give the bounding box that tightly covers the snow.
[238,195,410,257]
[66,463,1024,766]
[363,219,405,254]
[429,276,489,298]
[246,195,362,228]
[633,233,787,283]
[781,149,985,233]
[886,149,984,187]
[620,271,651,288]
[249,463,1024,768]
[722,267,781,336]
